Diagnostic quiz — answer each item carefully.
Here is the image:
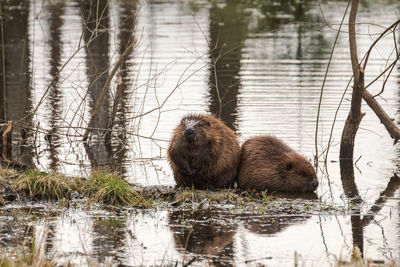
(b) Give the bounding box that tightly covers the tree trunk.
[340,0,364,160]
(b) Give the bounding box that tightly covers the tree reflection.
[340,159,400,257]
[253,0,313,32]
[0,0,33,167]
[208,1,249,130]
[45,0,65,171]
[78,0,111,169]
[104,0,138,175]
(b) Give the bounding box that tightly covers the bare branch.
[362,18,400,71]
[83,41,136,141]
[316,0,350,167]
[362,90,400,144]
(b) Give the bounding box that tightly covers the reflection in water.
[0,0,34,167]
[169,209,236,266]
[208,1,248,130]
[340,156,400,258]
[104,0,138,175]
[240,214,309,235]
[78,0,111,169]
[45,1,65,171]
[0,208,46,255]
[254,0,314,32]
[92,216,127,264]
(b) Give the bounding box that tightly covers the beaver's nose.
[185,128,195,136]
[310,180,319,190]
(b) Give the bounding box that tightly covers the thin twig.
[365,56,399,93]
[315,0,350,167]
[362,18,400,71]
[83,40,136,141]
[130,56,208,120]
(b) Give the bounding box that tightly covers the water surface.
[0,0,400,265]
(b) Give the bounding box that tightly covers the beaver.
[237,136,318,193]
[167,114,240,189]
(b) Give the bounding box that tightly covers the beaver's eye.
[286,163,293,170]
[199,121,211,127]
[300,171,307,177]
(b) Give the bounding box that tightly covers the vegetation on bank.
[84,171,151,206]
[0,166,347,215]
[14,170,76,201]
[0,167,154,207]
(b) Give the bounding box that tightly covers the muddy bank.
[0,167,346,217]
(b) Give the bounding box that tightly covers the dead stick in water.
[106,75,124,142]
[83,41,136,141]
[2,120,13,162]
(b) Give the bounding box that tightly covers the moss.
[14,170,75,201]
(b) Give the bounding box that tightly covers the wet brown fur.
[168,114,240,189]
[238,136,318,193]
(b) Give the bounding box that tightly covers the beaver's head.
[279,153,318,193]
[180,115,211,143]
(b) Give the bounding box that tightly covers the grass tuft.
[14,170,74,200]
[84,171,152,207]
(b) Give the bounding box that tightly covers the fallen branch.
[362,90,400,144]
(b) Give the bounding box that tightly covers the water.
[0,0,400,265]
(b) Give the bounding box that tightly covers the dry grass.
[13,170,75,201]
[0,167,18,178]
[9,169,153,207]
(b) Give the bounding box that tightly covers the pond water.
[1,0,400,266]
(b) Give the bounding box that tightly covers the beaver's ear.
[286,162,293,170]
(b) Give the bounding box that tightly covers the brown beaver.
[167,114,240,189]
[237,136,318,193]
